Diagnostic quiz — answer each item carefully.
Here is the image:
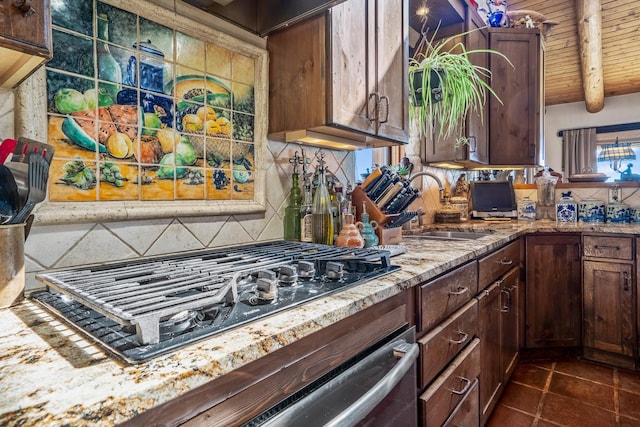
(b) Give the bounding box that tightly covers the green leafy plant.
[409,27,513,143]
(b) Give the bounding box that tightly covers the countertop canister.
[578,198,606,223]
[0,223,25,308]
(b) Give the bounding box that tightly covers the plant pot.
[410,69,443,107]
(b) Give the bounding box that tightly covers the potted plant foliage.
[409,27,512,143]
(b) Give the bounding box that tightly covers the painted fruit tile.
[206,43,232,79]
[232,52,254,86]
[202,138,231,167]
[48,116,100,162]
[232,182,254,200]
[176,168,206,199]
[51,30,94,77]
[49,158,98,202]
[97,2,137,49]
[97,162,139,201]
[232,82,254,114]
[176,32,206,71]
[206,169,232,200]
[51,0,93,36]
[140,17,175,61]
[232,113,254,142]
[141,174,175,200]
[46,71,95,115]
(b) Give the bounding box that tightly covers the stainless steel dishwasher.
[243,326,419,427]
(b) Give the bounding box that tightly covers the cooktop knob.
[279,265,298,285]
[326,262,344,280]
[297,260,316,278]
[257,270,277,281]
[255,277,277,301]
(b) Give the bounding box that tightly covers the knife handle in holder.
[351,186,399,230]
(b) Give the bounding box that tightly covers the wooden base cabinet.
[477,282,502,424]
[583,235,636,369]
[500,267,520,381]
[525,234,582,349]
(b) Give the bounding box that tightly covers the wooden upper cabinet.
[0,0,52,88]
[267,0,408,148]
[488,28,544,165]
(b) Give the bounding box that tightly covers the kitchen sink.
[406,230,494,241]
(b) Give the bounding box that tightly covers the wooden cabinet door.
[583,261,634,357]
[477,282,502,425]
[465,9,489,164]
[374,0,408,142]
[525,234,582,348]
[329,0,373,134]
[0,0,50,53]
[488,28,543,165]
[501,267,520,380]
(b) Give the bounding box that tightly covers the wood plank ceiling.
[508,0,640,108]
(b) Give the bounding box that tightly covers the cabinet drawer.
[418,299,478,388]
[583,235,633,260]
[479,239,521,288]
[443,378,479,427]
[420,338,481,427]
[418,261,478,332]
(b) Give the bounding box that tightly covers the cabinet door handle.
[450,376,471,395]
[12,0,35,17]
[623,271,630,291]
[378,95,389,124]
[367,92,380,123]
[449,286,469,296]
[449,331,469,345]
[501,289,511,312]
[499,258,513,265]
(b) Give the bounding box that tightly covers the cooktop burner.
[33,241,399,363]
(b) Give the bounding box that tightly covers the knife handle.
[361,167,383,192]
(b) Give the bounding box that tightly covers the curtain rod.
[556,122,640,137]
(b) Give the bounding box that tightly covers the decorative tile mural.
[46,0,255,202]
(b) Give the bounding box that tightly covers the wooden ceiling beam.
[576,0,604,112]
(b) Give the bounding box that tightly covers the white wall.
[544,93,640,172]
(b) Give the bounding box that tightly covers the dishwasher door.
[246,326,418,427]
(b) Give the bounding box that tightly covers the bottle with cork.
[311,153,334,245]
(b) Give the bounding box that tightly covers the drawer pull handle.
[595,245,620,251]
[499,258,513,265]
[450,376,471,395]
[500,289,511,312]
[449,286,469,296]
[449,331,468,345]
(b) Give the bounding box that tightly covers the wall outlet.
[609,187,622,203]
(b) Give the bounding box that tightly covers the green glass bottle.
[284,172,302,241]
[96,13,122,101]
[300,181,313,242]
[312,165,334,245]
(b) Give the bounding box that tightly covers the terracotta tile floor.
[487,358,640,427]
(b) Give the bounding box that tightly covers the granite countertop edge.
[2,220,639,426]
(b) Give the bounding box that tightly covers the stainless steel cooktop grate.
[36,241,394,347]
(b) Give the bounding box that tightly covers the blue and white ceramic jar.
[630,207,640,223]
[607,202,630,223]
[556,192,577,223]
[517,197,536,221]
[578,198,606,223]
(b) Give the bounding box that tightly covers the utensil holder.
[0,223,25,308]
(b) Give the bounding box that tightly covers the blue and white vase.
[556,192,577,223]
[578,198,606,223]
[607,202,630,223]
[517,197,536,221]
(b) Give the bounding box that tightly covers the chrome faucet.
[407,171,445,203]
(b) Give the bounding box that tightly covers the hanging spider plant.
[409,27,513,143]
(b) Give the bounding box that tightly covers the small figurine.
[453,173,470,198]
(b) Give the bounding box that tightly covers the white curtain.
[562,128,598,177]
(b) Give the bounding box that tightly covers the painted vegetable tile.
[47,0,255,202]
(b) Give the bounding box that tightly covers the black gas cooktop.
[33,241,399,363]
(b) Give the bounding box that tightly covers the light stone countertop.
[1,220,639,426]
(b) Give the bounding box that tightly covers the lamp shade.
[597,138,636,162]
